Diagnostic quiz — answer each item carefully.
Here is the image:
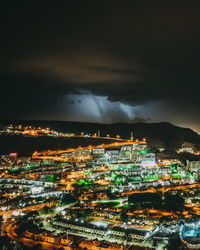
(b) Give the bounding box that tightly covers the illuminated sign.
[10,153,18,157]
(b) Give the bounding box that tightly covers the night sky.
[1,1,200,129]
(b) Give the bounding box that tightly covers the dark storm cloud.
[1,1,200,128]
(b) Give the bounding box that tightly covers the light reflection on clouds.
[63,92,159,123]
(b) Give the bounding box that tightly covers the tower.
[130,131,134,141]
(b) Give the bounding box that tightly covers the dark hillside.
[1,119,200,154]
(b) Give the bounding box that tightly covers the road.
[3,220,125,250]
[3,221,71,249]
[123,183,200,196]
[32,140,141,160]
[0,203,47,218]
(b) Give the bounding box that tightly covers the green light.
[171,174,181,178]
[77,179,85,185]
[139,149,148,154]
[47,175,54,182]
[10,168,20,172]
[170,164,177,172]
[78,178,93,186]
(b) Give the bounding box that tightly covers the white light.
[12,211,20,216]
[56,207,64,212]
[31,186,44,194]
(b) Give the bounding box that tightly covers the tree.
[2,236,13,250]
[166,236,182,250]
[31,243,42,250]
[72,238,79,250]
[164,194,184,212]
[13,241,24,250]
[128,192,162,209]
[120,209,128,223]
[159,216,171,224]
[60,193,76,206]
[41,206,50,214]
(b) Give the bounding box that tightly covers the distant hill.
[1,119,200,155]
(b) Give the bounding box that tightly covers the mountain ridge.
[1,119,200,151]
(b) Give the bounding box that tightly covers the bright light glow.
[10,152,18,157]
[12,211,20,216]
[64,93,139,123]
[31,186,44,194]
[56,207,65,212]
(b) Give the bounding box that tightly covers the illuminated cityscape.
[1,1,200,249]
[0,124,200,249]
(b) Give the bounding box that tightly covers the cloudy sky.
[1,1,200,129]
